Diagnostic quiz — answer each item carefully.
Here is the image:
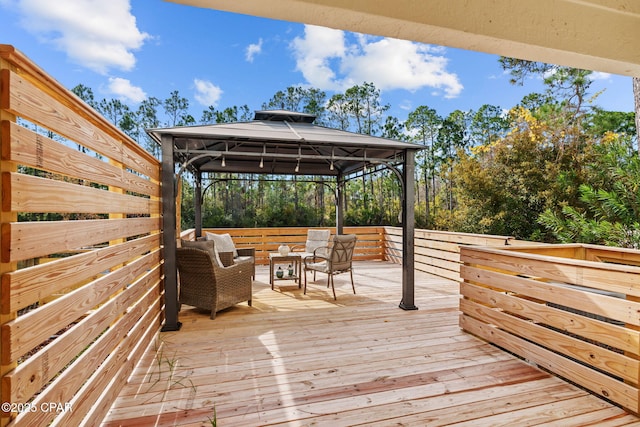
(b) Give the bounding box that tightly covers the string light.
[222,141,228,167]
[330,146,334,171]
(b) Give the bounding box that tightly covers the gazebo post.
[161,134,182,331]
[336,172,344,235]
[399,149,418,310]
[195,170,202,238]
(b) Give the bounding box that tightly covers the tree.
[437,110,469,211]
[380,116,404,140]
[72,84,100,111]
[405,106,442,226]
[585,109,636,139]
[450,107,591,239]
[326,93,350,131]
[343,82,389,135]
[99,98,130,126]
[164,90,195,126]
[201,105,251,124]
[469,104,509,147]
[262,86,327,123]
[499,57,595,121]
[136,97,162,156]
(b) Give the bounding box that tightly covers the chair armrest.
[236,247,255,257]
[218,251,235,267]
[290,245,304,252]
[304,252,329,266]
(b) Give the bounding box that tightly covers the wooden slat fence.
[459,243,640,413]
[0,45,163,426]
[384,226,516,282]
[196,226,385,265]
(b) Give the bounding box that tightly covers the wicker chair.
[303,234,357,300]
[176,247,252,319]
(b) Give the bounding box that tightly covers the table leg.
[270,259,274,289]
[297,258,302,288]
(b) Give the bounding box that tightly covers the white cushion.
[306,229,330,256]
[206,232,238,257]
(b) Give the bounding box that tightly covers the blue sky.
[0,0,635,125]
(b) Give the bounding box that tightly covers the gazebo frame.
[148,110,424,330]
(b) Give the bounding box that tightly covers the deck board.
[103,261,639,426]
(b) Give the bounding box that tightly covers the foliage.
[448,107,592,239]
[539,136,640,248]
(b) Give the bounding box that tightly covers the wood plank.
[2,217,160,262]
[416,238,463,254]
[415,262,460,282]
[2,121,160,197]
[461,281,640,354]
[460,314,639,411]
[0,46,158,178]
[460,298,640,383]
[2,172,159,215]
[2,249,160,364]
[14,288,161,426]
[461,265,640,326]
[415,245,461,262]
[4,265,161,405]
[4,69,158,179]
[414,228,511,246]
[461,246,640,296]
[2,234,159,312]
[54,297,161,426]
[416,252,460,271]
[359,381,593,427]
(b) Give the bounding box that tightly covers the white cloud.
[291,25,346,91]
[194,79,223,107]
[245,38,263,62]
[13,0,149,74]
[107,77,146,103]
[290,25,463,97]
[590,71,611,81]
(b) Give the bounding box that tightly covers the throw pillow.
[205,232,238,257]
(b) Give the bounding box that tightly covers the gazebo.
[147,110,425,330]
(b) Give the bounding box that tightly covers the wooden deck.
[103,261,640,426]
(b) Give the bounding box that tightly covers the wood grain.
[2,217,160,262]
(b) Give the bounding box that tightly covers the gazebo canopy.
[147,110,424,177]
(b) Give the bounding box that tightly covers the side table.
[269,253,302,289]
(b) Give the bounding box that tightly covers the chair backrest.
[176,247,217,301]
[306,229,331,256]
[329,234,357,271]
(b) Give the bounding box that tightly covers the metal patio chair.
[303,234,357,300]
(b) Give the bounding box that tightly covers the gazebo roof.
[147,110,424,176]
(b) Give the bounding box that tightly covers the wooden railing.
[192,226,385,265]
[459,243,640,413]
[0,45,163,426]
[384,226,519,282]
